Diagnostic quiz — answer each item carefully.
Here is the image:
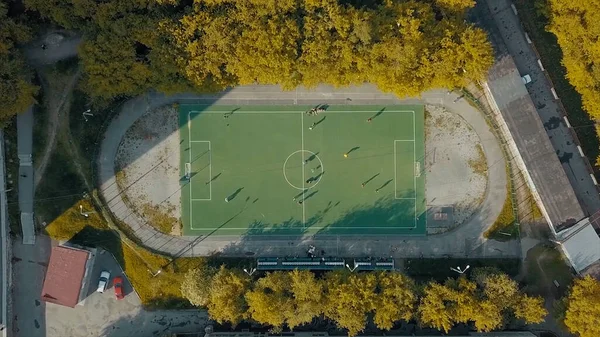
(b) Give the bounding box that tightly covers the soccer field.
[179,104,426,236]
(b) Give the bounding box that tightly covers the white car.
[96,271,110,293]
[521,74,532,84]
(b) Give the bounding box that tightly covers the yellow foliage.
[208,266,251,326]
[373,271,417,330]
[245,272,295,330]
[515,295,547,324]
[323,272,377,336]
[564,276,600,337]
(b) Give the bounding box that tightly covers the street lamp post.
[450,265,470,274]
[149,269,162,277]
[345,261,358,273]
[243,268,256,276]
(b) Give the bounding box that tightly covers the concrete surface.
[484,0,600,217]
[11,236,51,337]
[99,85,516,259]
[16,106,34,245]
[0,131,9,337]
[424,104,487,231]
[44,247,208,337]
[115,105,181,235]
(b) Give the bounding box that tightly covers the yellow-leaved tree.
[373,271,417,330]
[323,271,377,336]
[207,266,251,326]
[564,276,600,337]
[245,271,294,331]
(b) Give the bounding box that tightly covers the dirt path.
[33,68,81,191]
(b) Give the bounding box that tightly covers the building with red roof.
[41,245,93,308]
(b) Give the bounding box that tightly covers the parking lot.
[13,239,208,337]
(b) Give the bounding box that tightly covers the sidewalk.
[16,107,35,245]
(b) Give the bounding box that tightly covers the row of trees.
[181,266,546,336]
[0,1,37,124]
[19,0,493,101]
[546,1,600,165]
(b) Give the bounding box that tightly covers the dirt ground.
[115,105,181,235]
[115,103,488,236]
[424,105,487,232]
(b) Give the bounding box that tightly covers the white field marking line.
[188,112,193,230]
[188,110,416,114]
[393,140,415,200]
[189,226,421,230]
[301,111,306,228]
[413,111,417,228]
[189,142,212,201]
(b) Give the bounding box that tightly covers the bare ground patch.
[425,104,488,233]
[115,105,181,235]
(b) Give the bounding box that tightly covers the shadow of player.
[227,187,244,201]
[376,179,393,192]
[369,108,385,120]
[302,190,319,202]
[347,146,360,155]
[307,152,320,162]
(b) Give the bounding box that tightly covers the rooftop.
[41,245,90,308]
[486,55,585,231]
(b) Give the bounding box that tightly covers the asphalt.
[16,106,34,245]
[483,0,600,216]
[99,86,517,259]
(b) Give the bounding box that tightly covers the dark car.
[113,276,124,300]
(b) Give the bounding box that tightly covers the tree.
[515,295,547,324]
[323,271,377,336]
[0,1,37,123]
[418,282,454,333]
[207,266,251,326]
[288,270,325,329]
[180,264,217,307]
[373,271,417,330]
[245,271,294,331]
[564,276,600,337]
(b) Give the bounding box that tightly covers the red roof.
[41,246,90,307]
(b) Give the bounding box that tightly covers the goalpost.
[185,162,191,180]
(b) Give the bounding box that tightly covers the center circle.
[283,150,324,190]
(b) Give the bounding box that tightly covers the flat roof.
[558,218,600,274]
[487,55,585,231]
[41,246,90,308]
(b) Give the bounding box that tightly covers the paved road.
[16,106,34,245]
[483,0,600,216]
[99,85,518,259]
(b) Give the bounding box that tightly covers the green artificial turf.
[179,104,425,236]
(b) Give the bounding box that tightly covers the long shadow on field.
[220,194,424,256]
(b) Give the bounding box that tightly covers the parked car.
[97,271,110,293]
[521,74,532,84]
[113,276,124,300]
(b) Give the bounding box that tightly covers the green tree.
[373,271,416,330]
[323,271,377,336]
[564,276,600,337]
[207,266,251,326]
[180,264,217,307]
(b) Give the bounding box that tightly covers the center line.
[301,111,306,227]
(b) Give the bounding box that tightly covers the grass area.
[140,203,178,234]
[181,104,426,236]
[405,257,520,283]
[484,164,518,241]
[44,199,203,308]
[524,244,574,297]
[468,144,487,177]
[514,0,600,170]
